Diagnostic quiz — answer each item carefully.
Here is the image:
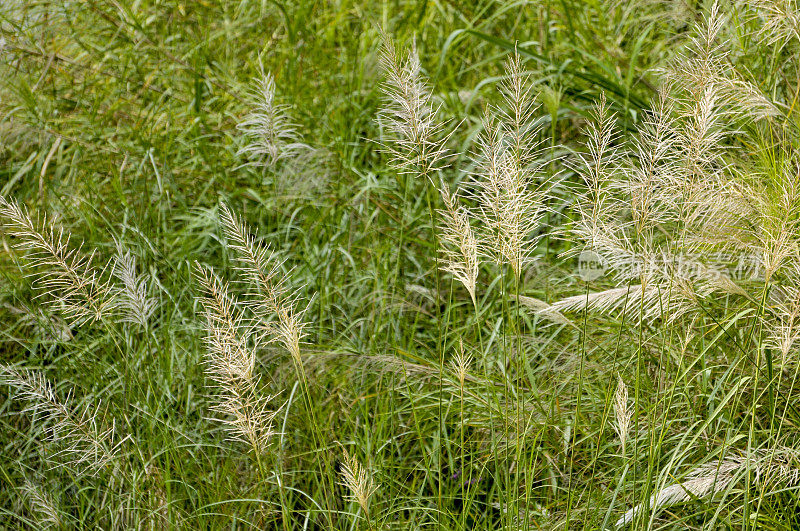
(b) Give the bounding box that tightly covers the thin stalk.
[424,182,445,527]
[632,282,646,530]
[459,371,466,531]
[564,280,590,526]
[744,281,772,529]
[500,262,511,529]
[290,358,336,530]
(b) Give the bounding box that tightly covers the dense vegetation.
[2,1,800,529]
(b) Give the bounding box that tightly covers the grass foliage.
[2,0,800,529]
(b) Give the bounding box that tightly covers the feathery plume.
[680,86,727,179]
[579,93,620,210]
[496,149,545,278]
[19,480,61,529]
[750,0,800,50]
[548,285,650,316]
[468,53,550,276]
[218,203,284,310]
[766,261,800,364]
[378,32,448,180]
[755,173,800,282]
[569,95,624,268]
[667,1,777,120]
[0,196,113,325]
[625,85,679,231]
[339,448,377,518]
[678,1,727,95]
[616,446,800,527]
[0,365,121,475]
[438,183,480,305]
[218,203,307,365]
[499,50,541,167]
[237,68,309,168]
[516,295,572,326]
[540,264,743,322]
[195,265,278,455]
[560,76,756,323]
[450,340,473,387]
[112,242,157,327]
[470,113,547,277]
[612,374,633,455]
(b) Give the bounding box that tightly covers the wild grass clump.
[2,0,800,529]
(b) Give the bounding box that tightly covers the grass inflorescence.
[2,0,800,529]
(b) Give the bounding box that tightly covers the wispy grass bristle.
[339,448,377,519]
[4,1,800,528]
[237,68,310,168]
[617,446,800,527]
[112,241,157,327]
[19,479,61,530]
[0,365,121,475]
[0,196,113,325]
[612,374,632,455]
[195,265,278,456]
[378,32,449,180]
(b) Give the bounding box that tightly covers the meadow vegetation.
[2,0,800,529]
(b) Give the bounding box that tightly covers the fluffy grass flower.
[438,183,480,306]
[378,33,448,180]
[19,480,61,529]
[612,374,633,455]
[339,448,377,519]
[112,242,157,328]
[0,196,113,325]
[195,265,278,456]
[0,365,122,475]
[237,68,310,168]
[617,446,800,527]
[218,203,308,365]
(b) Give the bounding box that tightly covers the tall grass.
[2,0,800,529]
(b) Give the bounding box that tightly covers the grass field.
[3,0,800,529]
